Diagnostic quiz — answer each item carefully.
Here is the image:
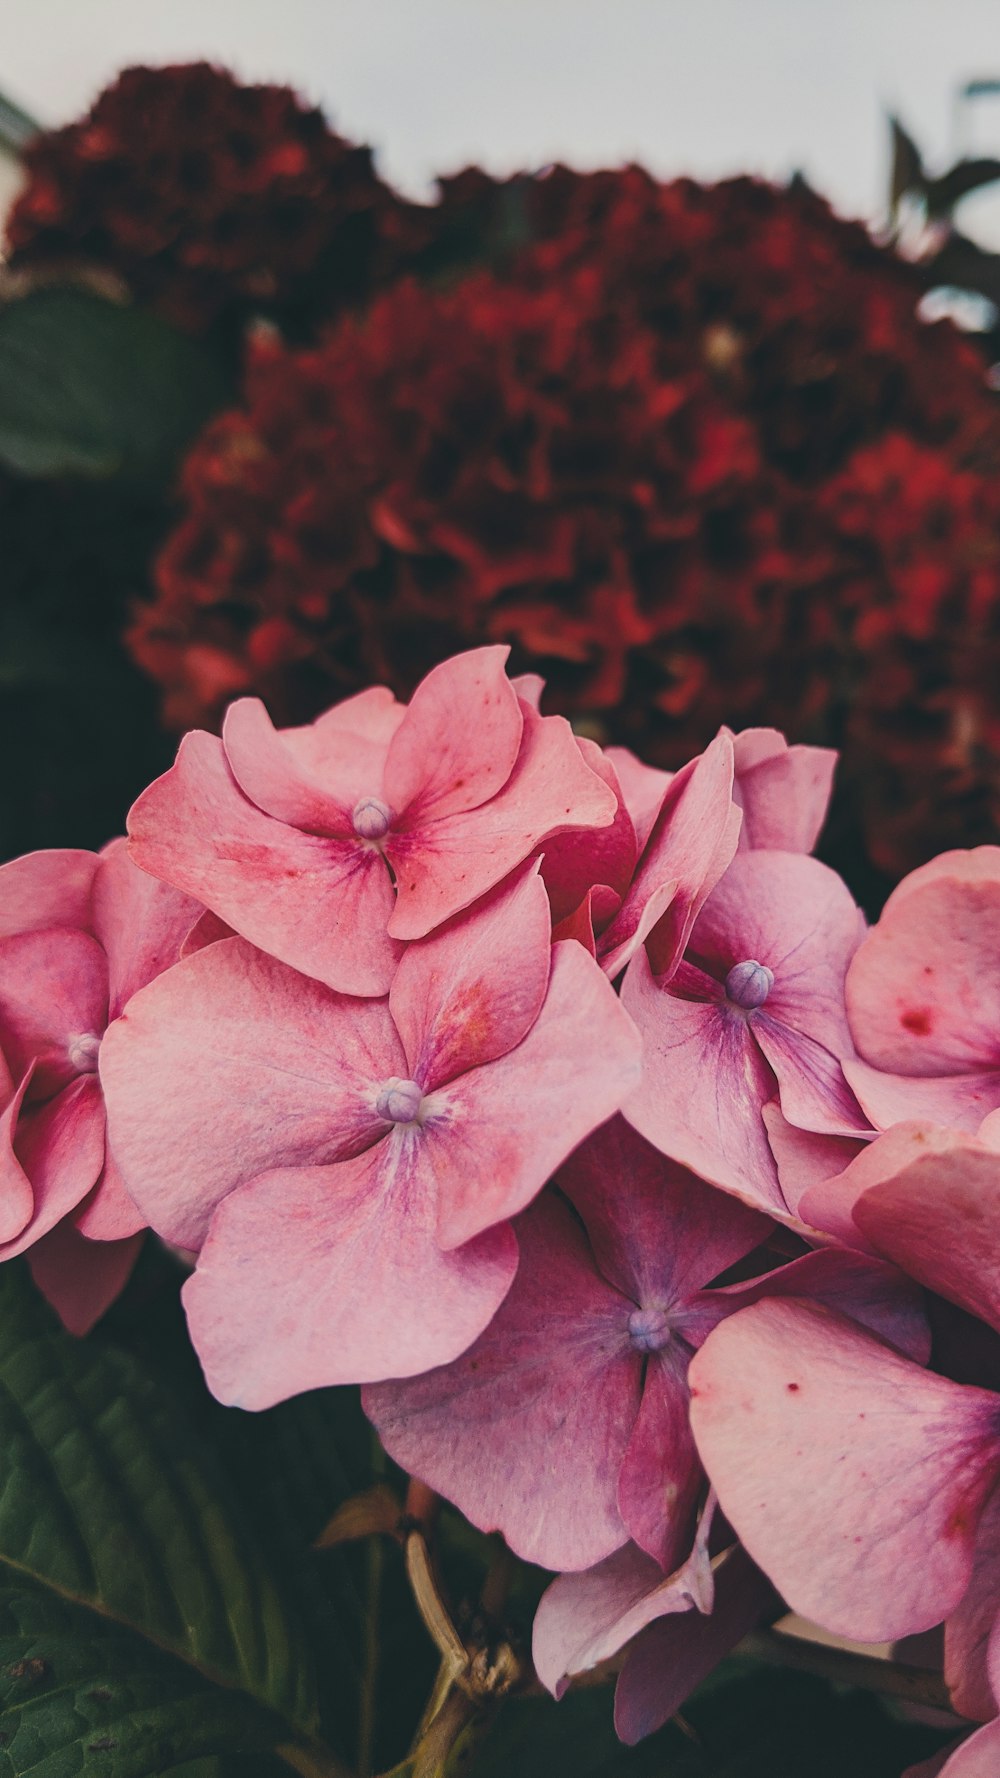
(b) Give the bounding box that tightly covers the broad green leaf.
[0,288,228,484]
[0,1583,290,1777]
[0,1264,317,1738]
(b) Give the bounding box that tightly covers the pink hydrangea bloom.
[622,848,868,1216]
[0,841,200,1331]
[127,645,617,997]
[100,869,641,1403]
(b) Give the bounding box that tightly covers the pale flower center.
[352,797,393,841]
[375,1077,424,1124]
[68,1032,102,1073]
[627,1305,672,1353]
[725,959,774,1010]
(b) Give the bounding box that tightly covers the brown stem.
[737,1629,959,1715]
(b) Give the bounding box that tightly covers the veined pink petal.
[383,646,522,824]
[183,1139,519,1405]
[600,732,739,982]
[389,868,552,1091]
[558,1116,769,1309]
[847,860,1000,1076]
[614,1547,775,1744]
[128,730,400,995]
[730,728,836,854]
[855,1145,1000,1336]
[93,838,203,1018]
[278,687,403,808]
[0,928,108,1095]
[622,950,787,1217]
[0,849,98,939]
[365,1192,638,1571]
[800,1122,971,1251]
[844,1057,1000,1134]
[690,1299,1000,1641]
[100,937,403,1248]
[222,698,356,833]
[762,1100,864,1217]
[427,940,643,1250]
[617,1349,701,1568]
[946,1486,1000,1722]
[0,1077,106,1258]
[687,1247,931,1364]
[386,702,616,941]
[27,1221,143,1335]
[753,1015,868,1137]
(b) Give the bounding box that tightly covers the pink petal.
[551,885,621,956]
[388,868,552,1091]
[222,698,355,833]
[603,747,673,853]
[600,732,740,981]
[558,1115,769,1308]
[730,728,836,854]
[617,1349,701,1568]
[365,1192,638,1571]
[762,1100,865,1216]
[753,1014,868,1136]
[386,702,616,941]
[0,1068,34,1243]
[537,741,636,922]
[689,1247,931,1364]
[383,646,523,823]
[846,857,1000,1075]
[0,928,107,1096]
[904,1718,1000,1778]
[27,1222,143,1335]
[844,1057,1000,1134]
[690,1299,1000,1641]
[1,1077,107,1258]
[801,1123,987,1252]
[428,940,643,1249]
[510,673,544,710]
[128,730,400,995]
[0,849,98,939]
[946,1485,1000,1722]
[622,950,787,1217]
[855,1143,1000,1336]
[180,908,234,956]
[100,937,402,1248]
[614,1547,775,1744]
[74,1146,146,1241]
[183,1139,519,1405]
[92,838,203,1017]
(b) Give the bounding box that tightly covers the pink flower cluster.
[3,644,999,1766]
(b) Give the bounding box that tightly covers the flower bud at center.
[725,959,774,1010]
[376,1077,424,1124]
[628,1305,672,1352]
[353,797,392,841]
[68,1032,102,1073]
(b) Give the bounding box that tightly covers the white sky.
[4,0,1000,222]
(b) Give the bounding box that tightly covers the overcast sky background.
[5,1,1000,224]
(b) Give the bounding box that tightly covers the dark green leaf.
[0,288,228,484]
[0,1264,317,1737]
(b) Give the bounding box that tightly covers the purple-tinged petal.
[427,941,642,1249]
[389,868,552,1091]
[0,1078,107,1258]
[622,949,787,1217]
[92,838,203,1017]
[617,1348,701,1568]
[946,1485,1000,1722]
[600,732,740,981]
[762,1100,865,1217]
[687,1247,931,1364]
[27,1222,143,1335]
[365,1192,638,1571]
[690,1299,1000,1642]
[100,937,402,1248]
[855,1144,1000,1337]
[386,702,616,941]
[844,1057,1000,1134]
[0,849,99,939]
[753,1015,869,1137]
[384,646,522,824]
[183,1138,519,1404]
[128,731,400,996]
[558,1116,769,1309]
[730,728,836,855]
[615,1547,776,1744]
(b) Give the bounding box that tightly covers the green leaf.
[0,288,229,484]
[0,1583,290,1777]
[0,1264,317,1738]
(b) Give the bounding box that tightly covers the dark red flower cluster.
[5,63,417,335]
[128,168,1000,880]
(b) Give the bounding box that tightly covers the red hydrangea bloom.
[127,167,1000,880]
[6,63,416,335]
[0,840,200,1331]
